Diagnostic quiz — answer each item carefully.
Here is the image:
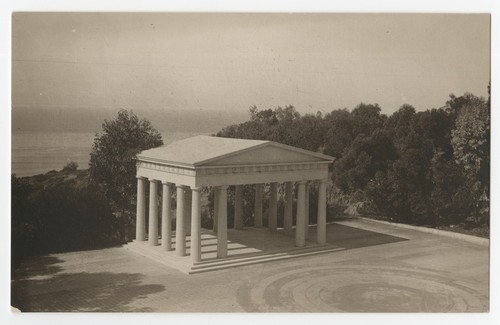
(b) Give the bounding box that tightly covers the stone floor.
[124,226,344,274]
[11,218,489,312]
[131,225,333,261]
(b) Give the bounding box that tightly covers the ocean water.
[11,130,210,177]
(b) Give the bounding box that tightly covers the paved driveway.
[11,218,489,312]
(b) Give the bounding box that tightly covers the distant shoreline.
[12,106,249,133]
[11,130,214,177]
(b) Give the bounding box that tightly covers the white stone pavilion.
[133,135,335,268]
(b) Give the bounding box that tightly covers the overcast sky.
[12,13,490,115]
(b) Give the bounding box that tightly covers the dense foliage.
[11,172,119,269]
[217,90,490,231]
[89,109,163,212]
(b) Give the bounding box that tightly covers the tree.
[450,95,489,224]
[62,161,78,172]
[349,103,386,137]
[384,104,415,139]
[429,149,471,226]
[333,129,397,193]
[451,95,489,189]
[284,113,327,152]
[323,109,352,158]
[89,110,163,212]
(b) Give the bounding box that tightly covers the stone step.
[192,244,336,269]
[188,246,345,274]
[124,241,346,275]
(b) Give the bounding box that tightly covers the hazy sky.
[12,13,490,115]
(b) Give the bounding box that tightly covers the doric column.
[234,185,244,229]
[317,179,328,244]
[254,184,263,227]
[284,181,294,235]
[295,180,307,247]
[184,187,192,236]
[217,185,229,258]
[213,187,219,233]
[305,182,310,239]
[269,182,278,231]
[148,179,159,246]
[161,182,172,250]
[176,184,186,256]
[136,176,146,241]
[191,186,202,263]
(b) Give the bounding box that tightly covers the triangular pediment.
[137,135,334,167]
[200,142,333,167]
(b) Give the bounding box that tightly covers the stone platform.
[124,226,344,274]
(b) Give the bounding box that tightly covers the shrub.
[62,161,78,172]
[12,175,120,269]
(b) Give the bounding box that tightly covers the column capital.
[297,180,308,185]
[319,178,329,184]
[218,185,229,190]
[148,178,159,183]
[176,183,186,189]
[161,181,171,185]
[190,186,202,192]
[136,176,146,180]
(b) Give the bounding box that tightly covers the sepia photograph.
[7,5,493,319]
